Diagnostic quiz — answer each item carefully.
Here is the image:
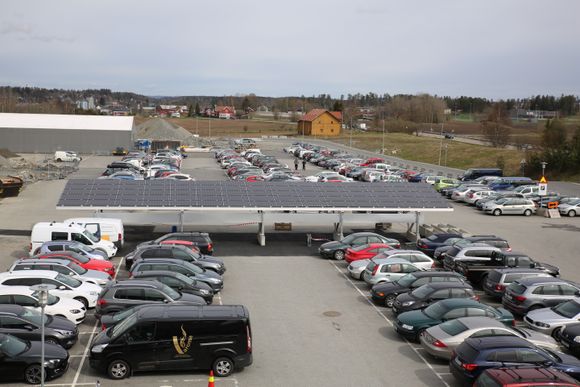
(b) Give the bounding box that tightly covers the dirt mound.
[134,118,197,144]
[0,149,19,158]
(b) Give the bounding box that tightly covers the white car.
[0,286,86,324]
[559,199,580,217]
[159,173,195,181]
[305,171,341,182]
[464,189,495,205]
[0,270,101,309]
[347,259,371,279]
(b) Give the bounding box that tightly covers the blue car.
[407,173,424,183]
[450,336,580,386]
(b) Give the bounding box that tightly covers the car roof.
[132,258,187,265]
[373,257,418,264]
[0,304,26,315]
[15,258,71,265]
[383,250,426,255]
[492,268,547,274]
[132,271,180,278]
[516,276,572,286]
[0,270,59,279]
[0,286,35,295]
[455,316,505,329]
[418,282,472,290]
[437,299,483,307]
[106,279,163,289]
[135,304,248,321]
[465,335,534,350]
[409,271,461,278]
[484,367,580,385]
[41,240,78,246]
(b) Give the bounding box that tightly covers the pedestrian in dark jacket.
[294,158,299,170]
[302,160,306,170]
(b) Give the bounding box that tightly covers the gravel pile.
[134,118,197,145]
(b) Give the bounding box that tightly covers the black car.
[0,333,69,384]
[125,244,224,272]
[319,232,401,260]
[0,304,78,349]
[558,323,580,357]
[416,233,462,257]
[131,270,214,304]
[137,232,214,255]
[371,271,467,307]
[392,282,477,314]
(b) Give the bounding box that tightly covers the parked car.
[524,299,580,338]
[450,336,580,386]
[442,244,501,271]
[557,322,580,357]
[129,258,223,291]
[482,268,555,299]
[559,199,580,217]
[394,299,514,341]
[137,232,214,255]
[33,240,108,260]
[54,150,80,162]
[344,243,394,264]
[416,233,463,257]
[392,282,477,315]
[483,198,536,216]
[371,271,467,307]
[0,286,86,324]
[9,258,112,287]
[0,333,69,384]
[94,280,205,319]
[0,304,78,349]
[474,367,580,387]
[346,259,371,280]
[502,277,580,316]
[0,270,101,309]
[362,257,424,286]
[29,251,116,277]
[367,250,435,270]
[125,244,225,273]
[421,316,559,360]
[433,235,510,262]
[130,270,214,304]
[318,232,400,260]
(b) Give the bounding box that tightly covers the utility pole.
[382,118,385,154]
[438,122,444,166]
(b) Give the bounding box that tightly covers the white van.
[64,218,124,249]
[30,222,117,258]
[54,151,81,162]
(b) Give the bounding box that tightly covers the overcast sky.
[1,0,579,99]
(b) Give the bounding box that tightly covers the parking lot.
[0,139,579,386]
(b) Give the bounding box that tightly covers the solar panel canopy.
[57,179,452,211]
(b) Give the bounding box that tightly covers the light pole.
[541,161,548,177]
[382,118,385,154]
[30,284,56,387]
[444,144,449,166]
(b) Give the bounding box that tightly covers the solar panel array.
[57,179,452,210]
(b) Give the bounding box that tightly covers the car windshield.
[68,262,87,274]
[454,239,472,248]
[20,307,48,325]
[495,198,509,204]
[410,285,434,299]
[83,230,99,243]
[341,234,357,244]
[182,261,203,274]
[439,319,468,336]
[444,238,461,246]
[0,334,29,357]
[569,199,580,205]
[552,301,580,318]
[110,312,137,339]
[423,303,448,319]
[161,283,181,300]
[175,272,194,285]
[56,273,81,288]
[112,307,139,323]
[396,274,417,287]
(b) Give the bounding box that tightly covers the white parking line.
[329,261,451,387]
[71,256,125,387]
[217,292,223,305]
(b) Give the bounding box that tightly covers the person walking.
[294,157,299,170]
[302,159,306,170]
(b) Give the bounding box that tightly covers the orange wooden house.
[297,109,342,136]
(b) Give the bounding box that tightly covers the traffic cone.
[208,370,215,387]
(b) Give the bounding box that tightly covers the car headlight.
[535,322,550,328]
[573,336,580,343]
[70,309,81,314]
[44,359,60,368]
[199,289,210,295]
[402,324,414,330]
[402,301,415,307]
[91,343,108,353]
[54,329,74,337]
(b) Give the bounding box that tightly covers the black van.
[459,168,503,181]
[89,304,252,379]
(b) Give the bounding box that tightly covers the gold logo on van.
[172,325,193,355]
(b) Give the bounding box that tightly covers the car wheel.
[108,359,130,380]
[213,356,234,377]
[385,294,396,308]
[74,297,89,309]
[524,209,532,216]
[333,250,345,260]
[570,210,577,217]
[551,326,563,340]
[45,337,59,345]
[24,364,42,384]
[493,209,502,216]
[415,328,426,342]
[56,158,62,162]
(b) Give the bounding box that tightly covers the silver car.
[483,197,536,216]
[524,299,580,338]
[347,259,370,280]
[420,316,560,360]
[559,199,580,217]
[362,257,423,286]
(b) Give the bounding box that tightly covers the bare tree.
[481,102,512,147]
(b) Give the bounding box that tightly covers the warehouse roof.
[0,113,134,131]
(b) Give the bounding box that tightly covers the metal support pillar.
[414,211,421,243]
[333,212,344,241]
[257,211,265,246]
[179,211,184,232]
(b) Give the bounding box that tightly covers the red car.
[159,239,200,253]
[474,367,580,387]
[361,157,385,167]
[30,252,116,277]
[345,243,395,264]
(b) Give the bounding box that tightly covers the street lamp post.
[30,284,56,387]
[541,161,548,177]
[382,119,385,155]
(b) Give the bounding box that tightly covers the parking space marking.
[329,261,451,387]
[217,292,223,305]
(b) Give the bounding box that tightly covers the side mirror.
[163,299,170,303]
[23,324,35,331]
[59,285,66,290]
